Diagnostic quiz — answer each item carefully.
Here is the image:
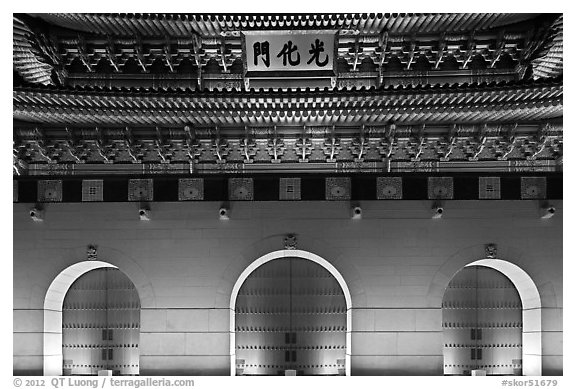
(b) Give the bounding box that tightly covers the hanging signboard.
[242,31,337,74]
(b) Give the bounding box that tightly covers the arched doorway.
[441,259,542,376]
[43,261,141,376]
[230,250,352,376]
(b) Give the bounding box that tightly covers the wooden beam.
[406,39,416,70]
[192,34,203,87]
[105,36,120,73]
[63,127,82,162]
[220,38,227,73]
[434,33,446,69]
[378,30,389,67]
[134,35,148,73]
[124,126,138,162]
[462,32,477,69]
[76,34,93,72]
[94,127,110,162]
[490,30,506,68]
[163,37,174,73]
[378,31,389,85]
[352,37,360,71]
[32,127,51,161]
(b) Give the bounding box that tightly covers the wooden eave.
[30,13,539,37]
[533,15,563,79]
[13,16,54,86]
[13,77,562,126]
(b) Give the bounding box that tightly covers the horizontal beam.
[13,172,562,203]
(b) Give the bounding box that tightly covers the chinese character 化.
[277,41,301,66]
[307,39,329,67]
[253,41,270,67]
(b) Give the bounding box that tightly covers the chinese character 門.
[307,39,329,67]
[253,41,270,67]
[277,40,301,66]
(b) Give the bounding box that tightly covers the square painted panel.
[521,177,547,199]
[427,177,454,200]
[479,177,501,199]
[178,178,204,201]
[326,177,351,200]
[13,180,17,202]
[229,178,254,200]
[279,178,301,201]
[128,179,154,201]
[82,180,104,202]
[376,177,402,199]
[37,180,63,202]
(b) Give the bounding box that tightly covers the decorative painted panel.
[128,179,154,202]
[521,177,547,199]
[229,178,254,201]
[235,258,346,375]
[376,177,403,200]
[37,180,63,202]
[325,178,351,201]
[178,178,204,201]
[82,180,104,202]
[279,178,301,201]
[442,266,522,376]
[479,177,501,200]
[62,268,140,376]
[428,177,454,200]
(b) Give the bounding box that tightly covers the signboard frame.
[241,30,339,79]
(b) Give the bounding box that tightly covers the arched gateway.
[230,250,352,376]
[442,259,542,376]
[44,261,141,376]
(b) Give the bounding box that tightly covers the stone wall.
[13,200,563,375]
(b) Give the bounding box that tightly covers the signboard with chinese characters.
[242,31,337,74]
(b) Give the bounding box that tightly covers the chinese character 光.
[307,39,329,67]
[253,41,270,67]
[277,41,301,66]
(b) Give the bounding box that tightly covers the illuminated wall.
[12,200,562,376]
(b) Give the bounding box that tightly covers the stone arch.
[464,259,542,376]
[42,247,156,376]
[431,246,542,376]
[44,261,116,375]
[214,234,366,309]
[229,249,353,376]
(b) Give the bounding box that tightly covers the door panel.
[62,268,140,375]
[443,266,522,375]
[235,258,346,375]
